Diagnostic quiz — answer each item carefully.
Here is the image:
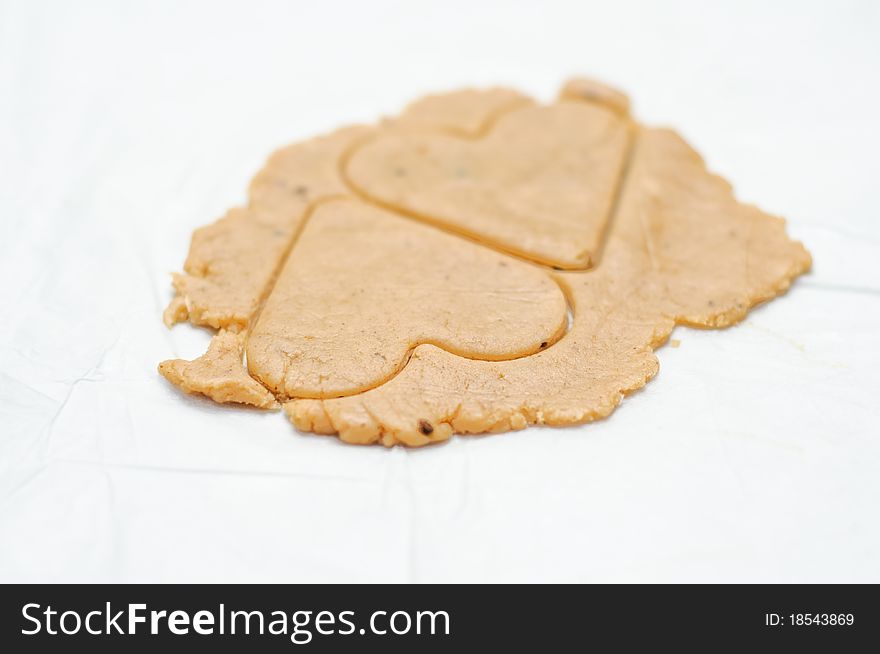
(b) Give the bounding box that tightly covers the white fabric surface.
[1,0,878,582]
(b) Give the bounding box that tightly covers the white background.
[1,0,878,582]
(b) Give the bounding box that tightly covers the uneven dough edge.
[284,338,661,448]
[285,253,809,448]
[159,330,278,409]
[162,126,371,332]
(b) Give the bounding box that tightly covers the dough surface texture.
[159,78,811,447]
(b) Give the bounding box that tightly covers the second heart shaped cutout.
[345,101,633,270]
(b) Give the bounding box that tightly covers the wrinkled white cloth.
[1,0,878,582]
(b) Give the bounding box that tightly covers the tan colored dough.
[286,127,811,446]
[346,101,633,270]
[247,125,372,214]
[394,87,532,136]
[167,90,534,332]
[559,77,631,116]
[164,126,369,331]
[159,330,277,408]
[246,197,568,399]
[159,78,811,446]
[160,89,537,402]
[165,206,292,331]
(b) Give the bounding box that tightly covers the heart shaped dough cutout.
[245,197,568,399]
[346,101,632,270]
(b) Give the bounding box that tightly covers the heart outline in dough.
[345,101,633,270]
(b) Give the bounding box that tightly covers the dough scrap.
[159,330,277,409]
[246,198,568,399]
[159,79,811,447]
[347,101,633,269]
